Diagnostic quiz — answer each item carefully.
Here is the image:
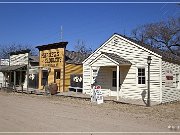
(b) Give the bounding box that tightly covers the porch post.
[27,52,30,93]
[14,71,16,91]
[117,65,119,101]
[3,72,5,87]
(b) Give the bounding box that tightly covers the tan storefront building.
[36,42,88,92]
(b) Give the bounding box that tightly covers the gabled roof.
[65,50,90,65]
[101,52,131,65]
[10,49,30,56]
[83,33,180,65]
[117,33,180,65]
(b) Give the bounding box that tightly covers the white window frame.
[136,66,147,86]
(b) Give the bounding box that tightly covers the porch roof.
[0,64,27,72]
[89,52,131,66]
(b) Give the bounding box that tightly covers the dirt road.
[0,92,179,134]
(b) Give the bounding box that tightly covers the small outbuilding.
[83,33,180,105]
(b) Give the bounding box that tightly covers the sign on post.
[90,85,104,104]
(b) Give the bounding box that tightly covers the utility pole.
[60,25,63,42]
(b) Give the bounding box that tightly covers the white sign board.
[10,53,28,66]
[0,59,9,65]
[165,69,173,86]
[95,89,104,104]
[90,87,104,104]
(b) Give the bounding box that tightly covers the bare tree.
[0,43,38,58]
[74,40,92,54]
[132,17,180,54]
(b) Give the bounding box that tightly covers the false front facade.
[36,42,88,92]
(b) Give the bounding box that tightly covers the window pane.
[142,68,145,73]
[138,72,142,76]
[138,77,141,84]
[142,69,145,76]
[142,77,145,84]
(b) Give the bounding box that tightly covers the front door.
[42,70,48,86]
[54,69,61,91]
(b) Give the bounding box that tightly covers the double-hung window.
[138,68,145,84]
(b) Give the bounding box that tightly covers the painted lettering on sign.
[41,50,62,67]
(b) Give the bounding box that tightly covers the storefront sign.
[0,59,9,65]
[70,74,83,88]
[165,69,173,86]
[41,51,62,67]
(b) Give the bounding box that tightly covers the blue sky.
[0,2,179,52]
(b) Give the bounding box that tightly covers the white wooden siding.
[162,61,180,103]
[91,55,117,67]
[83,34,162,104]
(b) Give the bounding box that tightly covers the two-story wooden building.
[36,42,88,92]
[0,50,39,91]
[83,33,180,105]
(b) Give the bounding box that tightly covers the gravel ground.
[0,91,180,134]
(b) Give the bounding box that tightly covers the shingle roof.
[36,42,68,51]
[116,33,180,65]
[65,50,90,65]
[102,52,132,65]
[29,56,39,63]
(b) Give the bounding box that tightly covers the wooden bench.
[69,86,83,93]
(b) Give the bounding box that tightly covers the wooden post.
[117,65,119,101]
[14,71,16,92]
[9,72,11,87]
[3,72,5,87]
[27,52,30,93]
[20,71,23,93]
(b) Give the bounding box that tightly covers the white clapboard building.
[0,50,39,90]
[83,33,180,105]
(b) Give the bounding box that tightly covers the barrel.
[49,83,58,95]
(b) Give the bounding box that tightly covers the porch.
[0,64,28,91]
[88,52,132,100]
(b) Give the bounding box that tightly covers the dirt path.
[0,92,179,134]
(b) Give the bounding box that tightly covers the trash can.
[49,83,58,95]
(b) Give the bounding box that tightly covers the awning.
[0,64,27,72]
[89,52,131,66]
